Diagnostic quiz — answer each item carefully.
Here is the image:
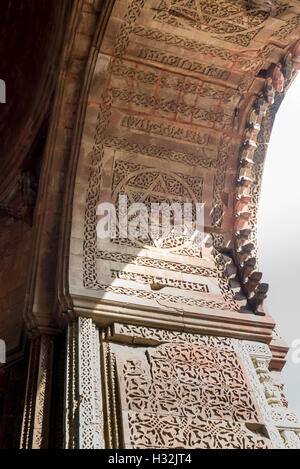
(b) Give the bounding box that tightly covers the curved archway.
[258,72,300,415]
[2,0,300,450]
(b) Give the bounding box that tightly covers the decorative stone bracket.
[234,44,300,315]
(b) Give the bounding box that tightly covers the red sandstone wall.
[0,217,32,355]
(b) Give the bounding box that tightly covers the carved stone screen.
[112,340,270,449]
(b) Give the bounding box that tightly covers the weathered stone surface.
[1,0,300,449]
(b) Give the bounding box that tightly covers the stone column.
[20,335,54,449]
[64,317,104,449]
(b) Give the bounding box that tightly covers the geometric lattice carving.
[104,324,300,448]
[97,250,214,276]
[127,413,269,449]
[115,342,269,449]
[123,344,261,420]
[112,162,203,249]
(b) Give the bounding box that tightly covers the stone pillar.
[20,335,54,449]
[64,317,104,449]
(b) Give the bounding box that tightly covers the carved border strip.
[108,322,235,349]
[20,338,41,449]
[102,136,218,169]
[272,14,300,41]
[64,317,79,449]
[83,0,145,291]
[94,282,235,311]
[132,24,237,62]
[110,269,210,293]
[64,318,104,449]
[96,250,217,276]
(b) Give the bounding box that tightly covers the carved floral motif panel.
[70,0,300,320]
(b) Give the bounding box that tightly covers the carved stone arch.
[2,0,300,450]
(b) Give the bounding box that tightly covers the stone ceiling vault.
[75,0,300,247]
[68,0,300,321]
